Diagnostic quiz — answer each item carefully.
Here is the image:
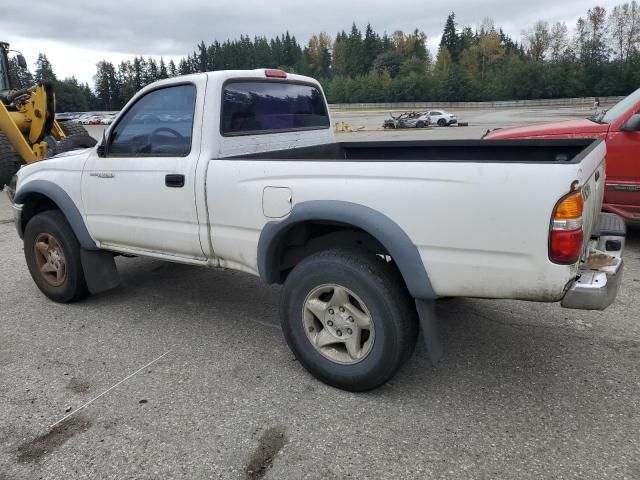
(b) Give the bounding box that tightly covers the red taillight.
[550,229,584,263]
[549,191,584,264]
[265,69,287,78]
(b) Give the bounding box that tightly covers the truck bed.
[233,139,600,164]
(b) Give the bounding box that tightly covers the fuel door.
[263,186,293,218]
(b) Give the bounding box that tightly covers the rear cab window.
[221,80,330,136]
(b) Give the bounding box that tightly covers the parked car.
[429,110,458,126]
[8,69,625,392]
[484,88,640,222]
[71,114,93,124]
[55,112,78,122]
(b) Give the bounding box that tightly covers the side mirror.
[16,54,27,69]
[621,114,640,132]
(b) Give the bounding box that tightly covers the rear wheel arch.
[257,201,436,300]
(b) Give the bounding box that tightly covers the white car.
[7,69,625,391]
[71,114,92,124]
[429,110,458,126]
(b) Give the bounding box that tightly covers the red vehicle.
[485,89,640,221]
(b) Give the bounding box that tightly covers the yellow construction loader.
[0,41,96,187]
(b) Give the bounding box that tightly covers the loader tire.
[0,131,23,188]
[60,122,98,147]
[51,123,97,156]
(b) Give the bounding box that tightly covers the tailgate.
[578,141,607,250]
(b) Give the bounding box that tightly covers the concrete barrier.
[329,96,624,111]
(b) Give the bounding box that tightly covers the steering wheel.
[150,127,186,144]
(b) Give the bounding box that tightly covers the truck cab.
[485,89,640,222]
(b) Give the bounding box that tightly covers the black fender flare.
[15,180,120,294]
[257,200,436,300]
[14,179,98,250]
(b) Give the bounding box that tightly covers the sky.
[0,0,624,85]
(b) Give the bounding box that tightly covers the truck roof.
[145,69,322,91]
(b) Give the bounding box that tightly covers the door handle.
[165,174,185,188]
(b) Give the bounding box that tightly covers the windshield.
[592,88,640,124]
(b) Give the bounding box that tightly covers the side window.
[429,111,440,116]
[109,84,196,156]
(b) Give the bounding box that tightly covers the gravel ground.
[1,109,639,479]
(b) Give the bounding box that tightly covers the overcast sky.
[0,0,623,85]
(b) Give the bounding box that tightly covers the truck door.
[605,102,640,221]
[82,80,206,259]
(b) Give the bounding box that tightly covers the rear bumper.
[561,213,625,311]
[602,202,640,222]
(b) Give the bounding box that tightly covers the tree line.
[11,2,640,111]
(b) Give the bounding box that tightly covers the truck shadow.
[93,249,640,412]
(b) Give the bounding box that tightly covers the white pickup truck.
[6,69,626,391]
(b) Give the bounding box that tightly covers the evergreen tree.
[146,57,159,83]
[363,23,382,73]
[34,53,56,83]
[159,57,168,79]
[168,59,177,77]
[56,77,89,112]
[94,61,119,110]
[440,13,460,61]
[346,23,365,76]
[178,58,191,75]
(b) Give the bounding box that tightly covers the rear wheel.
[416,121,425,128]
[24,210,89,303]
[0,131,23,188]
[281,248,418,391]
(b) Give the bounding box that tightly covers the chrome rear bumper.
[561,213,625,311]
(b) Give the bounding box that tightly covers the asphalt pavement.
[1,111,639,479]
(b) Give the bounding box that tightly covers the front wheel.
[281,248,418,391]
[24,210,89,303]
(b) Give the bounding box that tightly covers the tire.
[437,119,446,127]
[60,122,98,147]
[23,210,90,303]
[281,248,418,392]
[0,131,23,188]
[50,122,97,156]
[416,121,425,128]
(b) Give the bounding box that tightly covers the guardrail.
[329,96,624,110]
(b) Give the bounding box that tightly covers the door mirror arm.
[97,130,107,157]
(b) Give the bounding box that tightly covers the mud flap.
[80,249,120,294]
[415,299,444,365]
